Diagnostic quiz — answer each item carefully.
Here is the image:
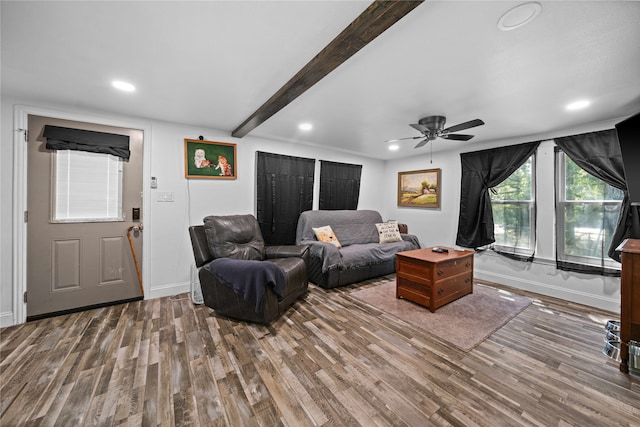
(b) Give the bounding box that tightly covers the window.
[53,150,123,222]
[489,156,535,258]
[556,151,623,271]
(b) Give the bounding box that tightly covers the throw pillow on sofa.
[312,225,342,248]
[375,222,402,243]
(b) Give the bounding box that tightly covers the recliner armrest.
[265,244,309,260]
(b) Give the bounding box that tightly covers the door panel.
[27,115,143,318]
[51,239,81,290]
[100,236,127,284]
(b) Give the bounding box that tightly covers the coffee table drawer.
[435,257,473,279]
[433,273,473,308]
[397,276,431,308]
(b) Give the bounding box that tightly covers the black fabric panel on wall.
[256,152,315,245]
[43,125,130,160]
[319,160,362,210]
[456,141,541,249]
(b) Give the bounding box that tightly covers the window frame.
[489,155,536,257]
[555,150,622,271]
[51,149,125,223]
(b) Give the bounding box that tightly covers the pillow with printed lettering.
[375,222,402,244]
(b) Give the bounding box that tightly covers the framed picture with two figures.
[184,138,237,179]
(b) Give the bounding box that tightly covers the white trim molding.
[475,268,621,313]
[147,281,191,300]
[0,312,15,328]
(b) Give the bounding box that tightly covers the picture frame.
[397,168,441,208]
[184,138,237,179]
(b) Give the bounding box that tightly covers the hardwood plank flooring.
[1,276,639,426]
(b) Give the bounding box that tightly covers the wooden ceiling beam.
[231,0,424,138]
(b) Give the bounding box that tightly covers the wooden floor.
[1,276,639,426]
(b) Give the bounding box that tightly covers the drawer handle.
[437,288,444,295]
[465,278,471,284]
[437,270,443,276]
[465,262,471,268]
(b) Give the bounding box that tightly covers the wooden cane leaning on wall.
[127,224,144,298]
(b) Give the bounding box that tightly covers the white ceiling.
[2,1,639,160]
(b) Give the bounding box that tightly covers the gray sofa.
[295,210,420,288]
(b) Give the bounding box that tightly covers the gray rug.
[350,278,532,351]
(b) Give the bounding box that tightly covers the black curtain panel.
[456,141,541,250]
[555,129,640,267]
[319,160,362,210]
[256,152,315,245]
[43,125,130,160]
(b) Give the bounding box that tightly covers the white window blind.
[54,150,123,222]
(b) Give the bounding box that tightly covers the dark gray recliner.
[189,214,309,324]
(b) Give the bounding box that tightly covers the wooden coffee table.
[396,247,474,312]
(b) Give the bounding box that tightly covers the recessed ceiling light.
[112,80,136,92]
[388,144,399,151]
[497,2,542,31]
[298,122,313,131]
[566,100,591,111]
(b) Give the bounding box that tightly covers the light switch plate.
[157,192,174,202]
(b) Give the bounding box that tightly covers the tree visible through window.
[489,156,535,258]
[556,151,623,272]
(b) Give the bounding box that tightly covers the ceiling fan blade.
[385,136,423,143]
[442,119,485,134]
[410,123,429,133]
[414,138,429,148]
[441,133,474,141]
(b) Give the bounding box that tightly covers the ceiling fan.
[387,116,485,148]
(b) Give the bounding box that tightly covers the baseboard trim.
[0,312,15,328]
[475,268,620,313]
[147,281,190,300]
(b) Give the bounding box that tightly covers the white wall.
[0,97,385,326]
[384,120,624,313]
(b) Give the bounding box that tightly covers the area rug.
[350,278,532,351]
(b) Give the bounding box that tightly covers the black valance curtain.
[456,141,541,250]
[256,152,315,245]
[43,125,130,160]
[555,129,640,265]
[319,161,362,210]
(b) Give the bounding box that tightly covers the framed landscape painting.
[184,138,237,179]
[398,168,441,208]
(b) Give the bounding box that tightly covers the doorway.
[26,115,144,320]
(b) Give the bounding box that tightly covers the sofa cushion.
[339,240,417,269]
[332,224,379,246]
[312,225,342,248]
[203,214,265,260]
[296,210,383,246]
